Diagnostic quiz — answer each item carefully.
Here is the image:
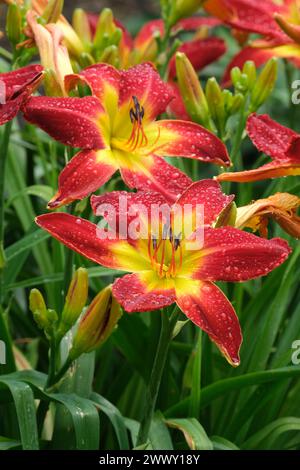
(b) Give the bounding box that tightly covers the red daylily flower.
[36,180,291,366]
[204,0,288,39]
[204,0,300,84]
[24,62,230,208]
[217,113,300,182]
[0,64,43,125]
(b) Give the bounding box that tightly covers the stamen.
[126,96,148,151]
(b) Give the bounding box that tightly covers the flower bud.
[176,52,211,128]
[169,0,205,25]
[205,77,226,136]
[243,61,257,90]
[215,202,237,228]
[94,8,115,48]
[69,285,122,360]
[57,268,88,340]
[29,289,58,335]
[250,58,278,112]
[72,8,92,46]
[6,3,22,45]
[41,0,64,24]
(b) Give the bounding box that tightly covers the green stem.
[0,120,13,306]
[230,108,248,171]
[136,306,179,446]
[46,357,73,390]
[45,335,57,388]
[63,201,76,298]
[188,329,202,419]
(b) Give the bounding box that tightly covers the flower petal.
[36,213,150,272]
[176,279,242,366]
[169,37,226,78]
[217,161,300,182]
[116,63,174,124]
[166,82,190,120]
[113,272,176,312]
[204,0,285,37]
[48,149,118,209]
[247,113,297,160]
[176,180,235,225]
[23,96,106,148]
[147,120,230,166]
[65,63,120,119]
[188,226,291,282]
[0,64,43,100]
[0,65,43,125]
[116,151,192,203]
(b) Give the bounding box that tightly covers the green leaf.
[4,266,122,292]
[51,393,100,450]
[90,392,129,450]
[0,435,21,450]
[211,436,239,450]
[5,229,50,262]
[150,412,173,450]
[5,185,54,208]
[242,417,300,450]
[164,418,212,450]
[0,377,39,450]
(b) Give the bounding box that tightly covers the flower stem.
[230,107,248,171]
[136,306,179,446]
[188,329,202,419]
[45,334,57,389]
[46,357,73,390]
[63,201,76,299]
[0,120,13,306]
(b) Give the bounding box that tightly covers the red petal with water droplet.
[0,65,43,100]
[120,155,192,203]
[48,149,118,209]
[176,180,234,225]
[176,280,242,366]
[247,113,297,160]
[113,272,175,312]
[204,0,286,38]
[168,37,226,78]
[118,63,174,121]
[23,96,106,148]
[65,63,120,104]
[0,64,43,125]
[35,213,146,271]
[154,120,230,166]
[166,82,190,120]
[191,226,291,281]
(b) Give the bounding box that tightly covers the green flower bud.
[69,285,122,360]
[169,0,205,26]
[29,289,58,335]
[206,77,226,136]
[215,202,237,228]
[72,8,92,46]
[242,61,257,90]
[94,8,115,48]
[250,58,278,112]
[41,0,64,24]
[57,268,88,340]
[175,52,211,128]
[6,3,22,45]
